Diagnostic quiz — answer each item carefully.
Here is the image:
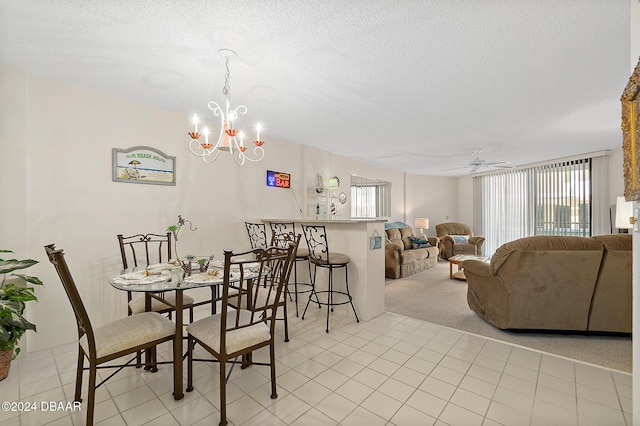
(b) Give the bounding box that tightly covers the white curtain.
[350,176,391,218]
[478,169,533,256]
[475,152,609,257]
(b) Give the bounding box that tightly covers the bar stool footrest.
[308,290,353,307]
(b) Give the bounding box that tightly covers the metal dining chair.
[117,232,196,321]
[267,231,301,342]
[185,242,296,426]
[245,222,268,249]
[269,221,312,317]
[45,244,176,426]
[301,224,359,333]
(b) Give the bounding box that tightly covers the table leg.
[144,294,152,369]
[449,261,453,279]
[173,290,184,400]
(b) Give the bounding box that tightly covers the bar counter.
[262,218,386,321]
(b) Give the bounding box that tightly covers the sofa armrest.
[468,236,485,255]
[440,236,454,259]
[385,242,403,279]
[462,259,491,277]
[386,241,404,252]
[464,260,510,329]
[469,236,485,245]
[426,236,439,248]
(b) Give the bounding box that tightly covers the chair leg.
[292,261,299,316]
[345,265,359,323]
[74,349,84,402]
[186,336,194,392]
[270,343,278,399]
[283,294,289,343]
[149,346,158,373]
[301,264,317,320]
[86,363,97,426]
[326,268,332,333]
[219,360,227,426]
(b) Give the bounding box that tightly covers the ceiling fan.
[442,149,512,173]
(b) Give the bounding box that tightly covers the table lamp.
[415,218,429,235]
[615,196,634,232]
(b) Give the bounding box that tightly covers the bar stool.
[270,222,312,317]
[301,224,359,333]
[245,222,268,249]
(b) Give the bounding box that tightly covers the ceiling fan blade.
[441,165,471,171]
[484,160,510,166]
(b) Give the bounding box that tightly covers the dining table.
[109,258,263,400]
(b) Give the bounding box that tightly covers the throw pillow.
[451,235,469,243]
[409,236,432,249]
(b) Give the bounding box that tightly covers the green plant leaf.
[12,274,43,286]
[0,259,38,274]
[0,299,26,316]
[2,285,37,303]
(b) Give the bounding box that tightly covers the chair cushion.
[296,247,310,258]
[187,310,270,355]
[80,312,175,359]
[129,293,195,314]
[311,252,350,265]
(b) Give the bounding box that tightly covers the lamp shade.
[415,218,429,230]
[615,197,633,229]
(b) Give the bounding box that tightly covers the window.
[350,175,391,218]
[477,157,592,256]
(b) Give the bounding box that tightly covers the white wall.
[1,63,424,352]
[404,174,459,237]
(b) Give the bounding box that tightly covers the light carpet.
[384,260,632,373]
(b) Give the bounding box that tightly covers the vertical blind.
[350,176,391,218]
[477,157,592,256]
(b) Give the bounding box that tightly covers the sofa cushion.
[451,235,469,243]
[409,236,432,249]
[399,226,416,250]
[400,251,417,265]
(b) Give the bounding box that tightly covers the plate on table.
[112,271,169,285]
[147,263,182,272]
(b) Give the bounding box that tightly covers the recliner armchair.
[435,222,485,260]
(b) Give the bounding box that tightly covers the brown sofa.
[435,222,485,260]
[463,234,631,333]
[385,226,439,279]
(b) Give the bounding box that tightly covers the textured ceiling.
[0,1,631,176]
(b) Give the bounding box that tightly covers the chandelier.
[187,49,265,165]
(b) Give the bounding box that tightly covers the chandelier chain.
[223,57,231,101]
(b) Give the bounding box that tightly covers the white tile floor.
[0,307,632,425]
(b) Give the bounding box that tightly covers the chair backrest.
[117,233,172,270]
[270,231,301,254]
[245,222,268,249]
[218,243,296,350]
[270,222,296,240]
[44,244,96,355]
[435,222,473,238]
[301,224,330,262]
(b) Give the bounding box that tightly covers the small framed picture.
[112,146,176,186]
